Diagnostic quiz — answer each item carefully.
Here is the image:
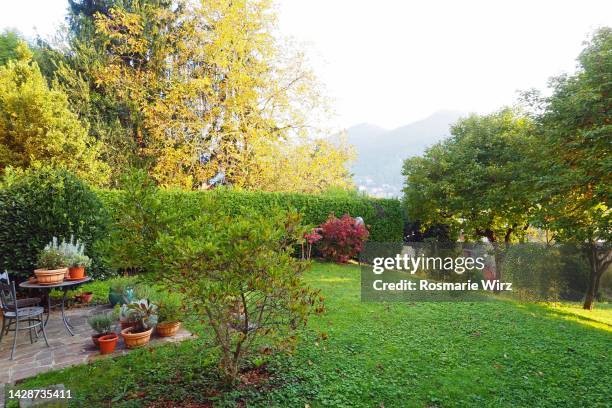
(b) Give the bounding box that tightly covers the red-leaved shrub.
[318,214,369,263]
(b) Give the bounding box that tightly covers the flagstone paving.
[0,305,193,385]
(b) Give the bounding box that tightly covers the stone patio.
[0,305,193,385]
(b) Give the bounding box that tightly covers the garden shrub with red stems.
[318,214,369,263]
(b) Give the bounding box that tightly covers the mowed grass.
[6,262,611,407]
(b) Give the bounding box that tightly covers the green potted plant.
[118,303,138,330]
[120,299,158,349]
[60,236,91,280]
[34,238,68,285]
[108,276,137,307]
[87,313,115,347]
[155,292,183,337]
[69,253,91,280]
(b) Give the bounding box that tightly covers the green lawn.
[6,262,611,407]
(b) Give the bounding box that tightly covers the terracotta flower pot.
[69,266,85,280]
[121,327,153,349]
[92,332,110,348]
[34,268,67,285]
[79,292,93,303]
[156,321,181,337]
[98,333,118,354]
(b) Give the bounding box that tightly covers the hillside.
[347,110,465,197]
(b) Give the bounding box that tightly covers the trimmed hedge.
[98,189,403,243]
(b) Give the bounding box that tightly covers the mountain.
[346,110,465,198]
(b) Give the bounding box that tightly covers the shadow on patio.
[0,305,192,385]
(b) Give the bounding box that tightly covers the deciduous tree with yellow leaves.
[88,0,350,191]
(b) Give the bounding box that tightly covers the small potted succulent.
[120,299,158,349]
[34,238,69,285]
[87,313,115,348]
[155,293,183,338]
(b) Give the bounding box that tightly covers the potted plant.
[69,253,91,280]
[118,303,139,330]
[155,293,183,337]
[108,276,137,307]
[57,236,91,280]
[87,313,115,347]
[120,299,158,349]
[98,333,119,355]
[77,291,94,303]
[34,238,68,285]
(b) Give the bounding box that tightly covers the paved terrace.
[0,305,193,385]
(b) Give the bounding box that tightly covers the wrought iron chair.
[0,271,41,308]
[0,281,49,360]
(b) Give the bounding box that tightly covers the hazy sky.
[2,0,611,129]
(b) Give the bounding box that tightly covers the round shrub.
[0,168,110,280]
[318,214,370,263]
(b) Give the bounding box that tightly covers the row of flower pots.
[88,298,182,355]
[93,325,177,355]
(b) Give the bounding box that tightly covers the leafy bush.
[317,214,369,263]
[98,169,164,275]
[0,168,110,279]
[155,202,324,384]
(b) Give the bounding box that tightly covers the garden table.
[19,277,92,336]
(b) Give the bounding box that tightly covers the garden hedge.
[0,168,402,281]
[97,189,404,243]
[0,168,110,280]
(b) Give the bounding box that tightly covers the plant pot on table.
[69,266,86,280]
[34,268,67,285]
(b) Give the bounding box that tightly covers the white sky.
[2,0,611,129]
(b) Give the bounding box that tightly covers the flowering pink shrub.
[318,214,369,263]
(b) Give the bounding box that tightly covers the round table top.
[19,276,92,289]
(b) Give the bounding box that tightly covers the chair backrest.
[0,280,17,312]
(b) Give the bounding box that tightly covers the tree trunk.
[582,243,611,310]
[583,270,597,310]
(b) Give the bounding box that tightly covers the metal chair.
[0,271,41,308]
[0,281,49,360]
